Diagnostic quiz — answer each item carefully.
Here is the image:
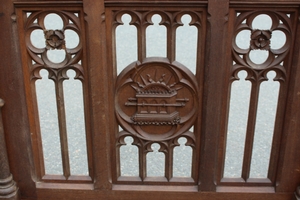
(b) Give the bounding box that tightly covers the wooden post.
[0,99,19,200]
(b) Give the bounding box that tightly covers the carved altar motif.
[115,58,198,140]
[125,72,189,126]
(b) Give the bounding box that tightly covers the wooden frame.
[0,0,300,199]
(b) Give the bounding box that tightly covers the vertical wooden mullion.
[167,23,176,62]
[194,9,205,185]
[80,9,94,180]
[138,21,146,62]
[140,144,146,181]
[199,0,229,191]
[241,81,260,181]
[217,8,236,183]
[31,82,46,178]
[165,146,173,181]
[55,80,70,179]
[83,0,112,189]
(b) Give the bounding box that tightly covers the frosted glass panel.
[64,69,88,175]
[116,14,137,74]
[224,70,251,178]
[120,136,139,176]
[146,14,167,57]
[36,69,63,174]
[147,143,165,176]
[173,137,192,177]
[176,14,198,74]
[250,71,279,178]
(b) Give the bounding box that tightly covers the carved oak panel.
[116,58,198,141]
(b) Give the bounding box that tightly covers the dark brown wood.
[199,0,229,191]
[0,0,37,199]
[294,185,300,200]
[0,99,19,199]
[1,0,300,199]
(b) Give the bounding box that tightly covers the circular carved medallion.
[115,58,198,141]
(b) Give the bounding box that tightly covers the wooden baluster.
[0,99,19,199]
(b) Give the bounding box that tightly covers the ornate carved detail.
[115,58,198,141]
[125,72,188,126]
[250,30,271,50]
[45,30,65,50]
[25,11,83,77]
[232,11,293,70]
[113,8,203,182]
[113,10,202,29]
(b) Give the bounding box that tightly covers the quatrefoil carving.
[232,12,292,69]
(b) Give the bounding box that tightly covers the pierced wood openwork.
[107,5,206,184]
[218,8,298,186]
[1,1,300,200]
[115,58,198,182]
[15,5,92,182]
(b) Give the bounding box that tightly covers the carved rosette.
[231,11,293,82]
[250,30,271,50]
[25,11,84,80]
[232,11,292,69]
[115,58,198,141]
[44,30,65,50]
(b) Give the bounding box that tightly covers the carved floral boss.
[233,12,291,69]
[250,30,271,50]
[115,59,198,140]
[44,29,65,50]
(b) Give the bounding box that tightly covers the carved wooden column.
[0,99,19,199]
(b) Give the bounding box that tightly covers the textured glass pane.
[36,69,63,174]
[116,14,137,74]
[176,14,198,74]
[250,71,279,178]
[120,136,139,176]
[64,70,88,175]
[147,143,165,176]
[173,137,192,177]
[146,14,166,57]
[224,70,251,178]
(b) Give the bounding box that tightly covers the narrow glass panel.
[146,14,167,57]
[116,14,137,74]
[120,136,139,176]
[173,137,192,177]
[147,143,165,176]
[224,70,251,178]
[64,69,88,175]
[250,71,279,178]
[36,69,63,174]
[176,14,198,74]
